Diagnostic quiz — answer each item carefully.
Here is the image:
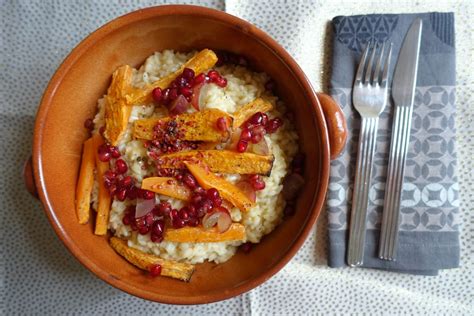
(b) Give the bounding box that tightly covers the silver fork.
[347,41,393,267]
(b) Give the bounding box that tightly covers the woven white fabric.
[1,0,472,314]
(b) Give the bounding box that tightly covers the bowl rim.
[33,4,330,304]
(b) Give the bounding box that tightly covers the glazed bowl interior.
[34,6,329,304]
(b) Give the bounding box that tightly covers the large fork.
[347,41,393,267]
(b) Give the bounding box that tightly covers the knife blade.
[378,18,423,261]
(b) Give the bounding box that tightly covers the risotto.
[76,49,301,280]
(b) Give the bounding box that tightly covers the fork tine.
[381,43,393,87]
[355,41,372,84]
[363,41,377,84]
[373,42,386,85]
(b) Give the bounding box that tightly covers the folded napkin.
[327,12,460,275]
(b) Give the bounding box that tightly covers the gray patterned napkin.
[327,13,460,275]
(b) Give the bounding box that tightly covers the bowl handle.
[317,93,348,160]
[23,156,38,199]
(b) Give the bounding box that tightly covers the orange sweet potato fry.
[127,49,218,106]
[75,137,96,224]
[133,109,232,142]
[141,177,192,201]
[233,98,274,127]
[92,134,112,235]
[158,150,274,176]
[109,237,195,282]
[184,162,255,211]
[164,224,246,243]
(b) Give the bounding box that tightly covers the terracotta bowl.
[25,5,347,304]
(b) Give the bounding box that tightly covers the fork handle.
[379,105,413,260]
[347,117,379,267]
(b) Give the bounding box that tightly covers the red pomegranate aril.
[189,218,199,227]
[156,202,171,216]
[172,218,185,228]
[150,264,162,276]
[176,76,188,88]
[116,188,127,201]
[206,188,219,201]
[182,174,197,189]
[115,159,128,174]
[127,186,138,199]
[249,112,264,125]
[261,113,269,126]
[109,146,121,158]
[194,186,206,195]
[152,220,164,235]
[84,118,94,130]
[145,213,154,226]
[191,193,203,205]
[170,209,178,219]
[122,214,131,225]
[265,118,283,133]
[150,233,163,243]
[202,199,214,212]
[178,208,189,220]
[179,86,192,97]
[135,217,147,229]
[182,68,195,80]
[98,145,111,162]
[120,175,133,188]
[141,190,155,200]
[138,226,150,235]
[108,184,117,196]
[237,140,248,153]
[250,133,263,144]
[254,179,266,191]
[130,222,138,231]
[214,76,227,87]
[216,117,228,132]
[193,73,206,85]
[208,70,219,81]
[187,205,197,218]
[212,196,222,207]
[240,129,252,141]
[104,170,117,180]
[169,88,179,101]
[162,88,171,104]
[152,87,163,103]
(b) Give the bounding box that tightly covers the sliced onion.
[202,207,232,233]
[135,198,155,218]
[236,180,256,203]
[282,173,305,200]
[248,138,270,155]
[226,127,242,151]
[169,95,191,115]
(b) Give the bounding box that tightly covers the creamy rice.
[92,50,299,264]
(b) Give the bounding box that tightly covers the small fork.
[347,41,393,267]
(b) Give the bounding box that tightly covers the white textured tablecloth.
[1,0,473,314]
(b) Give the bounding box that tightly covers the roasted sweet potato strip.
[104,65,135,145]
[75,137,95,224]
[158,150,274,175]
[141,177,192,201]
[110,237,195,282]
[233,98,274,127]
[133,109,232,142]
[184,162,254,211]
[93,134,112,235]
[164,224,246,243]
[127,49,218,106]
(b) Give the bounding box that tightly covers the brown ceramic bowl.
[26,5,346,304]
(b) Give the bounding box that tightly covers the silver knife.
[379,18,423,260]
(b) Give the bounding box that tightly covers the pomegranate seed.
[189,218,199,227]
[104,170,117,180]
[115,159,128,174]
[120,176,133,188]
[170,209,178,219]
[207,188,219,200]
[191,193,203,205]
[130,222,138,231]
[109,146,121,158]
[150,264,162,276]
[178,208,189,220]
[216,117,228,132]
[265,118,283,133]
[172,218,185,228]
[182,174,197,189]
[187,205,197,218]
[261,113,269,126]
[237,140,248,153]
[212,196,222,207]
[127,186,138,199]
[116,188,127,201]
[145,213,154,226]
[150,233,163,243]
[214,76,227,87]
[84,118,94,130]
[250,133,263,144]
[169,88,178,101]
[152,87,163,103]
[141,190,155,200]
[162,88,171,104]
[157,202,171,216]
[179,86,192,97]
[249,112,264,125]
[193,73,206,85]
[194,187,206,195]
[249,175,266,191]
[208,70,219,81]
[98,144,111,162]
[240,129,252,141]
[284,205,295,216]
[182,68,195,80]
[152,220,164,235]
[201,199,213,212]
[108,184,117,196]
[122,214,131,225]
[138,226,150,235]
[240,242,253,253]
[135,217,147,229]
